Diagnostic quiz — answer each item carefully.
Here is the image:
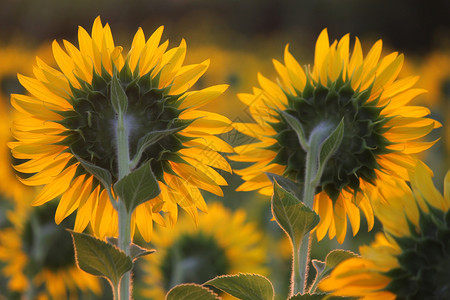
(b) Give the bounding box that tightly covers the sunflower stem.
[294,122,334,295]
[114,77,133,300]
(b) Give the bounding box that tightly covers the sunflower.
[230,28,440,243]
[185,44,272,120]
[319,161,450,299]
[0,43,52,202]
[9,17,233,241]
[0,196,102,299]
[417,50,450,171]
[139,202,268,299]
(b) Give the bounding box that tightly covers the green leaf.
[131,126,186,169]
[114,161,161,213]
[271,181,320,247]
[314,118,344,184]
[205,273,274,300]
[265,172,303,200]
[69,231,132,287]
[111,72,128,115]
[280,110,309,151]
[74,154,112,188]
[106,237,156,261]
[309,249,358,294]
[166,284,220,300]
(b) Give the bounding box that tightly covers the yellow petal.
[179,84,228,110]
[55,175,86,224]
[32,164,77,206]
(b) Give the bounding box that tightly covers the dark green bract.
[55,63,192,185]
[384,206,450,299]
[269,76,393,201]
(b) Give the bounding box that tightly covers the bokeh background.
[0,0,449,299]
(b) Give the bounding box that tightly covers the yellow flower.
[185,44,272,119]
[417,50,450,161]
[0,43,52,202]
[0,199,102,299]
[139,202,269,299]
[9,17,233,241]
[230,28,440,243]
[319,161,450,299]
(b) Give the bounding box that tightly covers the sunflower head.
[319,162,450,299]
[140,202,268,299]
[271,75,392,200]
[56,60,190,184]
[10,17,232,241]
[0,200,101,299]
[231,28,440,242]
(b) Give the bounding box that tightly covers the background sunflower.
[0,196,102,299]
[138,202,268,300]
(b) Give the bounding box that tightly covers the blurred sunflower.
[230,28,440,243]
[319,161,450,299]
[9,16,233,241]
[186,45,272,120]
[0,199,102,299]
[0,43,52,202]
[139,202,268,299]
[418,51,450,168]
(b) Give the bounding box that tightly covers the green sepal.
[68,230,132,288]
[279,110,309,151]
[130,125,189,169]
[111,72,128,115]
[106,237,156,261]
[314,117,345,185]
[74,154,112,188]
[271,181,320,250]
[309,250,358,294]
[113,160,161,213]
[166,284,220,300]
[205,273,274,300]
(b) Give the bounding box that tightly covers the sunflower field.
[0,1,449,299]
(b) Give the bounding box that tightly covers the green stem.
[116,110,132,299]
[294,123,333,295]
[25,275,35,300]
[118,201,132,299]
[113,283,120,300]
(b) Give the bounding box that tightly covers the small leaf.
[272,181,320,247]
[131,126,186,169]
[106,237,156,261]
[74,154,112,188]
[205,273,274,300]
[309,249,357,294]
[311,259,326,275]
[314,118,344,184]
[114,161,161,213]
[280,110,309,151]
[166,284,220,300]
[325,249,357,269]
[265,172,303,200]
[111,72,128,115]
[69,231,132,287]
